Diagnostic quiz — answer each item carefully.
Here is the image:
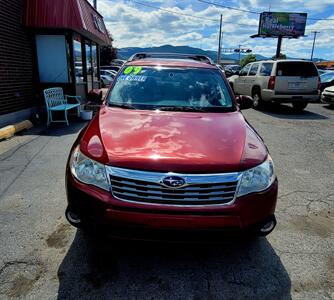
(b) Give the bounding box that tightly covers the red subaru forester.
[65,53,278,239]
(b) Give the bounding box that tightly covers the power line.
[198,0,259,14]
[130,0,258,26]
[105,0,334,31]
[131,0,217,22]
[107,19,334,32]
[198,0,334,21]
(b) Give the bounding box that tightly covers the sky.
[91,0,334,60]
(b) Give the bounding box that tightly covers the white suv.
[228,60,320,111]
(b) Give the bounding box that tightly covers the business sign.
[258,12,307,37]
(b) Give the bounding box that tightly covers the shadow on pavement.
[322,104,334,111]
[22,119,88,137]
[57,231,291,299]
[258,104,328,120]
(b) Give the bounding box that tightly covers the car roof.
[255,59,315,64]
[127,58,217,69]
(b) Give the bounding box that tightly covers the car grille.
[107,167,241,206]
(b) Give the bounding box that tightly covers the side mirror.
[236,95,253,110]
[234,71,240,75]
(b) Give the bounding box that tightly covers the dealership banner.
[259,12,307,37]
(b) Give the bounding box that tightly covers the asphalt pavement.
[0,103,333,300]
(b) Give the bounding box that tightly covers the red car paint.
[80,107,267,173]
[66,57,278,238]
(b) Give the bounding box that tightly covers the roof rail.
[128,52,214,65]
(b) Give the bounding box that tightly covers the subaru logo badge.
[161,176,186,188]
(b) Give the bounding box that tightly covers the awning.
[24,0,112,45]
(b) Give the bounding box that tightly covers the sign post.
[275,36,282,59]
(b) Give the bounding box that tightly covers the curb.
[0,120,34,140]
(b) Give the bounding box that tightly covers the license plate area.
[291,96,304,101]
[288,82,306,90]
[288,82,306,89]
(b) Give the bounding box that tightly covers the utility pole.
[310,31,319,61]
[238,44,242,65]
[217,14,222,64]
[93,0,97,9]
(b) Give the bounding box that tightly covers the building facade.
[0,0,111,127]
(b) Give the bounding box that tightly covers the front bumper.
[65,170,278,239]
[321,93,334,104]
[262,89,320,103]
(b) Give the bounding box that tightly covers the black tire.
[292,101,308,112]
[252,88,263,110]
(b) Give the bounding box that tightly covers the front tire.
[292,101,308,112]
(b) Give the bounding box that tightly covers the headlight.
[69,145,109,191]
[237,155,275,197]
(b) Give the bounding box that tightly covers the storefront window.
[73,39,83,83]
[86,43,92,91]
[36,35,69,83]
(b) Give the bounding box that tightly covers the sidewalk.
[0,121,87,199]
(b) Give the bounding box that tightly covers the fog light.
[65,208,81,225]
[260,220,275,233]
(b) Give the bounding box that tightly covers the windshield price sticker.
[118,75,147,82]
[123,66,142,75]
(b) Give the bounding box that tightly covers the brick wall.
[0,0,35,116]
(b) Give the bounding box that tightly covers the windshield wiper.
[109,103,136,109]
[158,106,206,112]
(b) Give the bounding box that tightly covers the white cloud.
[96,0,334,59]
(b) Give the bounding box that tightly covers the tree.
[240,54,256,67]
[272,53,287,60]
[100,30,117,65]
[100,46,117,65]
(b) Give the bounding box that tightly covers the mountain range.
[117,44,267,62]
[117,44,325,62]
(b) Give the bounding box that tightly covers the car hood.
[82,106,267,173]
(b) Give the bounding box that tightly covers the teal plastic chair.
[43,87,81,126]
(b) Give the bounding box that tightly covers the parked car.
[215,64,224,71]
[65,53,278,240]
[318,68,334,75]
[215,64,234,78]
[225,64,241,75]
[228,60,320,111]
[321,86,334,106]
[319,71,334,91]
[111,59,126,66]
[101,69,117,76]
[100,65,120,72]
[100,75,114,87]
[100,70,116,87]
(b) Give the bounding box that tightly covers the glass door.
[73,38,83,83]
[85,42,93,92]
[92,44,99,88]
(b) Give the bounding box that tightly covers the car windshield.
[107,66,234,112]
[320,72,334,83]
